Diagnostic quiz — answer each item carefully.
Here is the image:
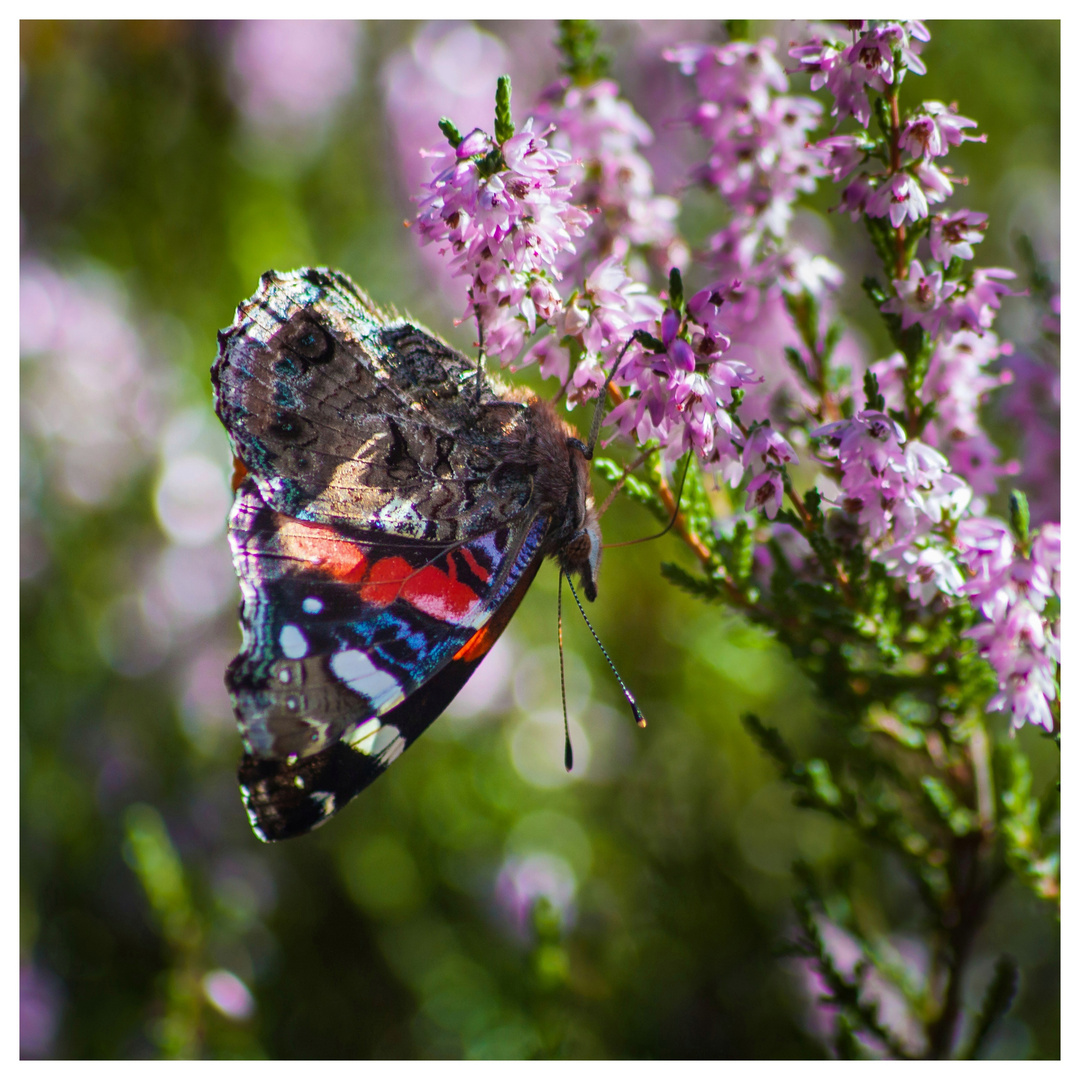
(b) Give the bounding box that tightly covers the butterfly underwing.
[212,268,603,840]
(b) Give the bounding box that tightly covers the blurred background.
[20,20,1059,1059]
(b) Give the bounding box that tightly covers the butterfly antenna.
[564,576,646,728]
[603,453,693,549]
[585,334,639,459]
[557,571,574,771]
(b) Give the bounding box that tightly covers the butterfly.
[212,268,603,841]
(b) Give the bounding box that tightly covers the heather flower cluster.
[603,283,763,476]
[869,331,1018,502]
[814,410,970,601]
[396,19,1062,1063]
[410,22,1059,740]
[664,36,840,400]
[415,81,591,364]
[959,516,1060,731]
[534,77,684,277]
[790,20,929,128]
[791,21,1013,357]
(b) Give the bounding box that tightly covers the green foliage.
[494,74,515,145]
[556,20,610,85]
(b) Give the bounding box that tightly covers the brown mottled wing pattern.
[212,267,535,544]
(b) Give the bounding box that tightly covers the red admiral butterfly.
[213,268,603,841]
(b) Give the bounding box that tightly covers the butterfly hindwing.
[226,478,549,840]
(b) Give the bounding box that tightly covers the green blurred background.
[20,20,1059,1059]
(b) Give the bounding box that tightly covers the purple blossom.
[667,37,826,237]
[929,210,988,263]
[605,323,756,472]
[815,410,972,581]
[742,423,798,476]
[881,541,965,604]
[817,134,869,181]
[899,101,983,160]
[865,172,929,228]
[518,254,661,400]
[838,173,873,219]
[913,160,955,205]
[416,118,592,364]
[869,332,1015,500]
[880,259,958,338]
[957,519,1060,731]
[789,22,930,129]
[534,78,684,274]
[745,470,784,518]
[999,350,1060,525]
[948,268,1020,333]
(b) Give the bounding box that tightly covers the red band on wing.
[277,518,368,583]
[361,553,483,622]
[458,545,492,584]
[361,557,413,605]
[402,562,481,622]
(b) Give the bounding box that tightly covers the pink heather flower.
[743,423,798,476]
[605,324,757,473]
[787,38,844,94]
[881,259,958,338]
[869,332,1016,498]
[958,519,1060,731]
[838,173,873,219]
[880,541,966,604]
[778,248,844,299]
[948,268,1020,334]
[929,210,988,263]
[416,118,592,364]
[817,134,869,181]
[667,38,826,237]
[913,160,955,205]
[1000,351,1060,526]
[866,172,929,228]
[900,101,983,160]
[667,35,843,418]
[847,24,901,92]
[745,470,784,518]
[535,78,683,274]
[815,411,970,565]
[790,22,930,129]
[519,254,661,398]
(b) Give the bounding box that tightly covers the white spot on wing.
[329,650,405,712]
[302,597,323,614]
[343,717,382,754]
[371,724,397,755]
[375,496,425,537]
[280,624,308,658]
[373,724,402,759]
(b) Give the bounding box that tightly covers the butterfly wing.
[227,479,548,840]
[212,267,536,545]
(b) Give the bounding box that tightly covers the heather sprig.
[415,76,591,364]
[410,21,1059,1059]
